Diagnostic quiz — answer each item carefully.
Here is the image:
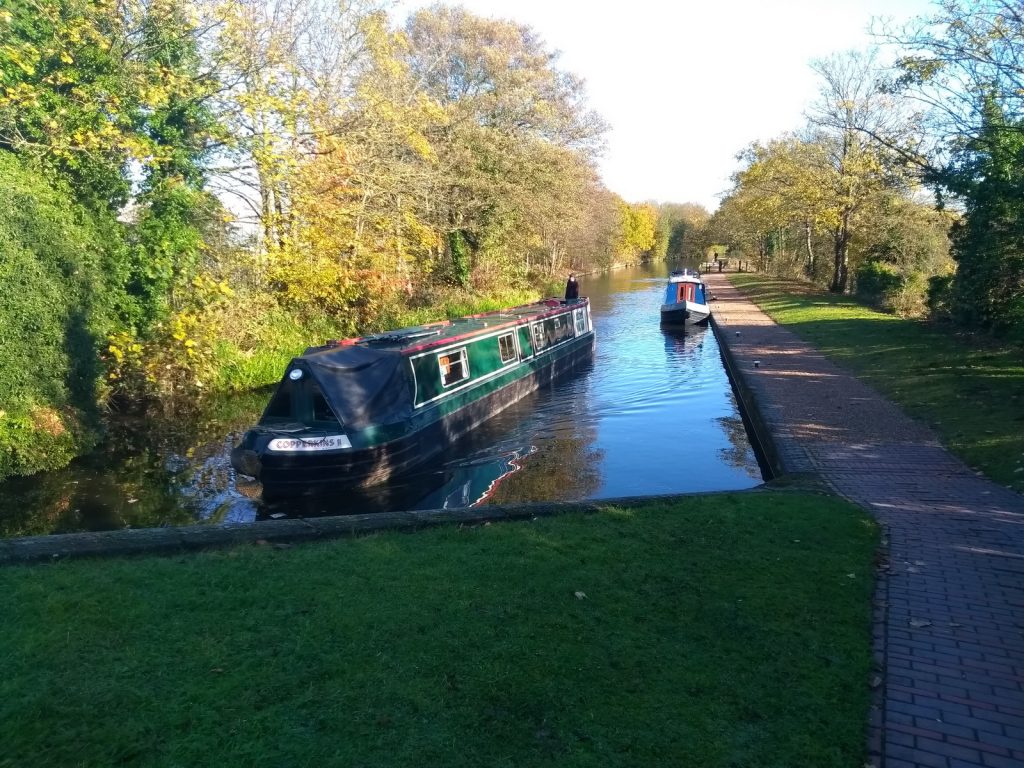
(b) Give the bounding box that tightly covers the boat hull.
[240,332,595,497]
[660,301,710,326]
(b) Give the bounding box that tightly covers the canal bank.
[704,272,1024,768]
[0,263,763,537]
[0,491,769,565]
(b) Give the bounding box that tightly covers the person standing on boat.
[565,273,579,302]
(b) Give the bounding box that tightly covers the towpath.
[704,272,1024,768]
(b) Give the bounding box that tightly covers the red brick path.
[705,273,1024,768]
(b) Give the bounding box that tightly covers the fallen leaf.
[909,618,932,629]
[270,512,286,519]
[574,591,587,600]
[869,675,883,689]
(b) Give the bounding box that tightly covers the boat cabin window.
[546,314,574,346]
[311,381,340,424]
[573,309,587,335]
[498,333,517,363]
[438,348,470,387]
[532,323,547,352]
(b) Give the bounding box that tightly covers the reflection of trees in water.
[0,457,192,537]
[715,415,759,473]
[0,391,268,536]
[486,436,604,504]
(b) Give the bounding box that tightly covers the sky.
[397,0,938,212]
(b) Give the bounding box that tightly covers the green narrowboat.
[231,298,595,496]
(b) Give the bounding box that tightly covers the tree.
[611,199,656,263]
[879,1,1024,336]
[879,0,1023,152]
[944,100,1024,337]
[807,50,912,292]
[0,151,115,480]
[657,203,710,262]
[403,5,607,283]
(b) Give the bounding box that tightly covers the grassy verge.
[0,493,876,768]
[730,274,1024,493]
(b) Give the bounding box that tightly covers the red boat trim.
[316,300,586,357]
[401,300,586,356]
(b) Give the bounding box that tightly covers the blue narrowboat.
[660,269,711,326]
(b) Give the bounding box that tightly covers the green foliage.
[612,199,657,262]
[0,152,118,479]
[926,273,955,320]
[0,493,876,767]
[940,103,1024,341]
[447,229,471,288]
[885,3,1023,339]
[657,202,710,262]
[855,261,904,309]
[129,179,222,328]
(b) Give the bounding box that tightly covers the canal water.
[0,263,764,537]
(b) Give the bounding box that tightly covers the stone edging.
[0,492,737,565]
[708,312,783,479]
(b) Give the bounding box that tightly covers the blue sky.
[398,0,938,211]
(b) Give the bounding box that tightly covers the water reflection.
[0,263,764,537]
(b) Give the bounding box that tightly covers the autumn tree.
[652,202,710,263]
[805,50,916,291]
[403,5,607,285]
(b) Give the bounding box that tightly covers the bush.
[926,274,955,321]
[855,261,903,308]
[0,153,120,479]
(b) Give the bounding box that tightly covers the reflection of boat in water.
[255,445,539,519]
[662,322,708,352]
[412,446,538,509]
[660,269,710,326]
[232,298,594,498]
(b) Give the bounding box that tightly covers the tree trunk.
[259,177,274,248]
[830,216,850,293]
[803,219,815,276]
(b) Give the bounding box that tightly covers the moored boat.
[660,269,710,326]
[231,298,595,497]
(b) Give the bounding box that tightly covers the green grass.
[730,274,1024,493]
[0,493,876,768]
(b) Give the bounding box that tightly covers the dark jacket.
[564,276,579,301]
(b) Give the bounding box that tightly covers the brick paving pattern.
[704,273,1024,768]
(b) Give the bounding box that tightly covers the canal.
[0,263,764,537]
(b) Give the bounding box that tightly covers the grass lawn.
[730,274,1024,494]
[0,493,876,768]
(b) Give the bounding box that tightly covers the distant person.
[565,273,579,301]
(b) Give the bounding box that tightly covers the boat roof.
[668,272,702,284]
[303,297,586,358]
